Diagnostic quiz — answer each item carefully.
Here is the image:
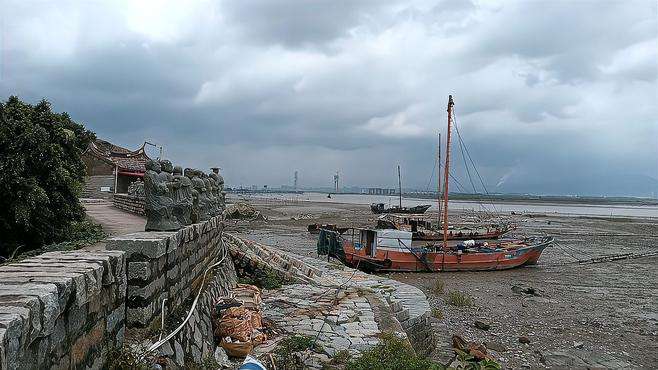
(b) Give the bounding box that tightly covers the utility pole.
[437,133,442,226]
[398,165,402,208]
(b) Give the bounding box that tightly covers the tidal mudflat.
[229,197,658,368]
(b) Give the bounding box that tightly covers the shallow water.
[233,192,658,218]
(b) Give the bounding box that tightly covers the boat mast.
[397,165,402,208]
[437,133,442,227]
[442,95,454,250]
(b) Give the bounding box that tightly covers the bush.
[446,291,473,307]
[274,335,323,370]
[346,332,443,370]
[433,280,445,295]
[0,96,95,257]
[331,349,352,364]
[9,219,105,262]
[431,308,444,320]
[238,268,287,290]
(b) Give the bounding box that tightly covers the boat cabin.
[343,228,413,256]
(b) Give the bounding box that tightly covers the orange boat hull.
[340,238,551,272]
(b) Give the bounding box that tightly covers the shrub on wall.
[0,96,95,257]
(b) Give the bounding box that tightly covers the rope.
[145,222,228,354]
[455,119,478,195]
[425,149,439,192]
[542,250,658,267]
[452,109,499,214]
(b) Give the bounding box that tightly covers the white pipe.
[146,234,228,354]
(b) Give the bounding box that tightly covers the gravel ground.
[228,198,658,369]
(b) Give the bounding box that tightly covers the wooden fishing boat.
[370,203,431,214]
[317,95,552,272]
[307,223,349,235]
[376,214,513,241]
[370,165,431,214]
[317,227,553,272]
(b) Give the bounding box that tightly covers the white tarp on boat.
[376,229,413,250]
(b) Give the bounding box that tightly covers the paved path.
[83,199,146,239]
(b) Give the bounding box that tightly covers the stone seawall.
[159,261,238,366]
[0,250,126,369]
[112,193,145,215]
[107,216,234,328]
[106,216,238,367]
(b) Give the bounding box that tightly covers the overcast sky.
[2,0,657,196]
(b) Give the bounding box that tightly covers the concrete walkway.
[83,199,146,237]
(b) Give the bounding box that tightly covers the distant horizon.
[226,184,658,200]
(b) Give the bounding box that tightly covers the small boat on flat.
[370,165,431,215]
[307,223,349,235]
[370,203,432,214]
[317,227,552,272]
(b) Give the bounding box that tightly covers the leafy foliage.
[346,332,444,370]
[433,279,445,295]
[0,96,95,256]
[273,335,323,370]
[9,220,106,262]
[432,307,444,320]
[446,291,473,307]
[450,350,502,370]
[238,268,288,290]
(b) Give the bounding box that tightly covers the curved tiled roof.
[85,139,151,173]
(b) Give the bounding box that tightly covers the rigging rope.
[452,108,499,214]
[455,115,478,195]
[424,148,439,192]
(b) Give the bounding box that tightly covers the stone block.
[127,261,152,281]
[107,233,171,259]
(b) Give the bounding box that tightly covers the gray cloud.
[1,0,656,196]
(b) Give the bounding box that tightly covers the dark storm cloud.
[1,0,656,196]
[220,0,383,48]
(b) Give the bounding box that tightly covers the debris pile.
[224,202,267,221]
[213,284,268,358]
[449,334,501,368]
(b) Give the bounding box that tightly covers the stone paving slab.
[83,200,146,239]
[224,233,437,360]
[261,284,383,358]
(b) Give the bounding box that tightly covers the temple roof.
[85,139,151,173]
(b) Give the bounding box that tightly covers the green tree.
[0,96,95,256]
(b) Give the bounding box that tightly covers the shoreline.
[229,193,658,219]
[227,190,658,207]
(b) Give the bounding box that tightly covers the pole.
[398,165,402,208]
[437,133,442,227]
[442,95,454,250]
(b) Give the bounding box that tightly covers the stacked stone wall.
[0,250,126,369]
[112,193,145,215]
[157,263,237,366]
[106,216,234,328]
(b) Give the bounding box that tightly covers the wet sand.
[228,198,658,368]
